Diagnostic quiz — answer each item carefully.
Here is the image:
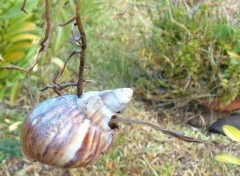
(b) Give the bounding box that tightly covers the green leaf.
[0,6,23,20]
[10,81,22,106]
[0,84,4,100]
[7,15,32,31]
[223,125,240,142]
[6,42,32,52]
[215,154,240,166]
[0,0,36,20]
[54,26,68,53]
[52,9,69,54]
[3,51,25,62]
[0,69,9,79]
[8,33,38,43]
[4,22,35,39]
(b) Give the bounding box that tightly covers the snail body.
[21,88,133,168]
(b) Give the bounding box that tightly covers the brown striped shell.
[21,88,133,168]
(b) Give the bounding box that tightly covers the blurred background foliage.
[2,0,239,107]
[135,1,240,107]
[0,0,39,105]
[0,0,240,174]
[0,0,108,105]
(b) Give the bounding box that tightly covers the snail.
[20,87,204,168]
[21,88,133,168]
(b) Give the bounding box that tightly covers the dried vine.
[111,115,236,147]
[39,0,87,97]
[110,116,204,143]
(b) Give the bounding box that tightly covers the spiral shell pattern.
[21,88,133,168]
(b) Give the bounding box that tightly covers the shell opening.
[108,115,119,130]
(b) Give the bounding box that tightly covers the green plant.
[0,138,22,163]
[215,125,240,166]
[0,111,25,163]
[134,0,240,107]
[0,0,107,103]
[0,111,23,164]
[0,0,39,105]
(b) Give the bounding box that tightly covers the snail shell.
[21,88,133,168]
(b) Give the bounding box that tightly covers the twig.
[40,0,51,52]
[59,16,77,27]
[21,0,28,14]
[51,50,80,95]
[111,115,236,148]
[75,0,87,97]
[0,0,51,72]
[39,81,78,92]
[53,50,80,83]
[40,78,96,93]
[110,115,204,143]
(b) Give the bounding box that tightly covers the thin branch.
[75,0,87,97]
[40,49,88,94]
[39,78,96,93]
[111,116,204,143]
[21,0,28,14]
[51,50,80,95]
[59,16,77,27]
[53,50,80,84]
[0,0,51,73]
[111,115,237,148]
[39,81,78,92]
